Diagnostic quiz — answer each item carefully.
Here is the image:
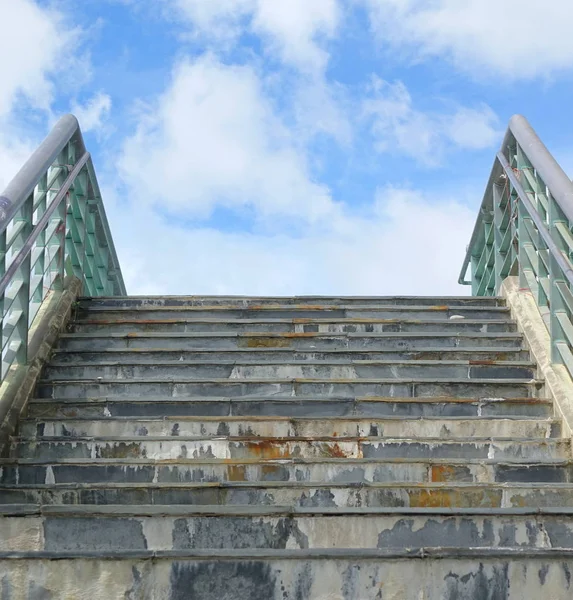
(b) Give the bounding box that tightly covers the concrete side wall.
[0,277,82,450]
[501,277,573,437]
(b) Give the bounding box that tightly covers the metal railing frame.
[460,114,573,376]
[0,114,125,379]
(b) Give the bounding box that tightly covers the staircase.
[1,295,572,598]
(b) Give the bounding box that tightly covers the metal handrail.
[0,115,85,232]
[0,114,126,379]
[460,113,573,376]
[496,151,573,286]
[459,115,573,285]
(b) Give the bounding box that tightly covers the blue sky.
[1,0,573,296]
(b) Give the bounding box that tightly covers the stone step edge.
[8,547,573,561]
[71,317,512,326]
[50,346,531,355]
[22,415,557,423]
[3,504,573,517]
[0,457,573,466]
[38,377,543,385]
[28,395,552,404]
[76,304,510,312]
[2,481,573,491]
[72,314,512,322]
[11,435,563,444]
[78,295,505,301]
[45,359,537,368]
[0,457,567,466]
[58,331,522,339]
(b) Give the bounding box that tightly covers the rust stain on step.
[409,488,502,508]
[227,465,247,482]
[239,338,292,348]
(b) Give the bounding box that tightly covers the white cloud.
[170,0,253,41]
[172,0,340,72]
[119,55,341,223]
[0,0,76,116]
[363,77,501,165]
[0,124,36,193]
[0,0,85,193]
[71,93,112,133]
[103,183,475,296]
[253,0,340,72]
[362,0,573,79]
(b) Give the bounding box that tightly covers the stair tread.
[5,547,573,561]
[60,331,522,338]
[46,359,536,367]
[22,415,557,422]
[76,304,510,312]
[39,377,541,383]
[2,481,573,489]
[13,435,564,442]
[28,395,551,403]
[3,503,573,516]
[2,456,568,465]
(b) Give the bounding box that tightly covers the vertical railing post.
[548,189,569,365]
[12,195,33,365]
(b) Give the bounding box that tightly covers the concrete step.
[73,305,511,321]
[20,416,559,440]
[4,505,573,552]
[56,331,525,351]
[3,480,573,507]
[10,436,569,461]
[79,295,507,308]
[71,316,514,334]
[0,547,571,600]
[50,346,533,364]
[36,378,541,400]
[41,360,536,382]
[1,457,570,486]
[27,396,554,419]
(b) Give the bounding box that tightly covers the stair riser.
[79,296,507,307]
[1,483,571,506]
[51,348,532,364]
[0,557,570,600]
[3,461,570,486]
[4,514,573,551]
[42,363,536,382]
[27,399,553,419]
[57,334,524,352]
[12,439,568,461]
[36,380,538,400]
[21,418,558,440]
[74,308,511,321]
[71,318,514,334]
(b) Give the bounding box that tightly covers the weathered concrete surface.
[11,436,570,461]
[35,378,540,400]
[502,277,573,438]
[2,293,571,595]
[78,295,508,307]
[19,415,559,439]
[41,359,536,381]
[0,277,82,450]
[1,553,573,599]
[26,396,553,419]
[6,507,573,551]
[72,304,512,321]
[3,457,571,488]
[57,331,525,351]
[4,481,573,507]
[50,346,533,364]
